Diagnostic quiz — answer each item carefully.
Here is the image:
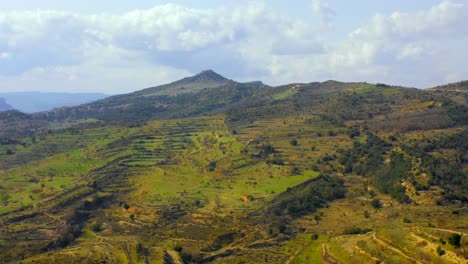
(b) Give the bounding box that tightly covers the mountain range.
[0,92,109,113]
[0,71,466,263]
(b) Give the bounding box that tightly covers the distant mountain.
[0,97,13,111]
[0,71,467,263]
[38,70,267,121]
[429,80,468,91]
[134,69,235,96]
[0,92,109,113]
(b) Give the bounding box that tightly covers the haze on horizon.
[0,0,467,94]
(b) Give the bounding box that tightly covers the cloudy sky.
[0,0,467,94]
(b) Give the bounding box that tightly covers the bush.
[277,222,287,233]
[364,211,370,218]
[402,217,411,223]
[436,246,445,256]
[173,244,183,252]
[371,199,381,209]
[267,159,284,165]
[208,161,217,171]
[290,166,300,175]
[448,233,462,248]
[181,252,193,262]
[311,233,319,240]
[343,227,372,235]
[289,139,298,146]
[91,221,102,232]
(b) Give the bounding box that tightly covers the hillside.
[35,70,265,122]
[0,72,466,263]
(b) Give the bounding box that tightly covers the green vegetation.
[0,72,466,263]
[371,199,381,209]
[343,227,372,235]
[447,233,462,248]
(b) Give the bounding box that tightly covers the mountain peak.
[191,69,229,82]
[134,70,233,97]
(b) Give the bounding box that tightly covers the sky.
[0,0,467,94]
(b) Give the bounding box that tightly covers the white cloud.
[0,1,466,92]
[312,0,335,29]
[270,0,468,87]
[0,52,10,59]
[0,2,328,92]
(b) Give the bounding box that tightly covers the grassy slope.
[0,80,466,263]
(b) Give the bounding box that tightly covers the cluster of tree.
[376,152,411,203]
[401,131,467,203]
[339,134,411,203]
[267,174,345,218]
[338,133,391,175]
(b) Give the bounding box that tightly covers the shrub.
[290,166,300,175]
[448,233,462,248]
[208,161,217,171]
[267,159,284,165]
[289,139,298,146]
[343,227,372,235]
[173,244,183,252]
[402,217,411,223]
[364,211,370,218]
[277,222,287,233]
[181,252,193,262]
[371,199,381,209]
[436,246,445,256]
[91,221,102,232]
[311,233,319,240]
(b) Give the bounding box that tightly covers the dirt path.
[321,239,341,264]
[429,227,468,236]
[165,250,184,264]
[286,241,311,264]
[371,232,423,264]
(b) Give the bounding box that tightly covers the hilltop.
[134,69,236,96]
[0,71,466,263]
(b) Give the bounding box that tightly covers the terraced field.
[0,77,467,263]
